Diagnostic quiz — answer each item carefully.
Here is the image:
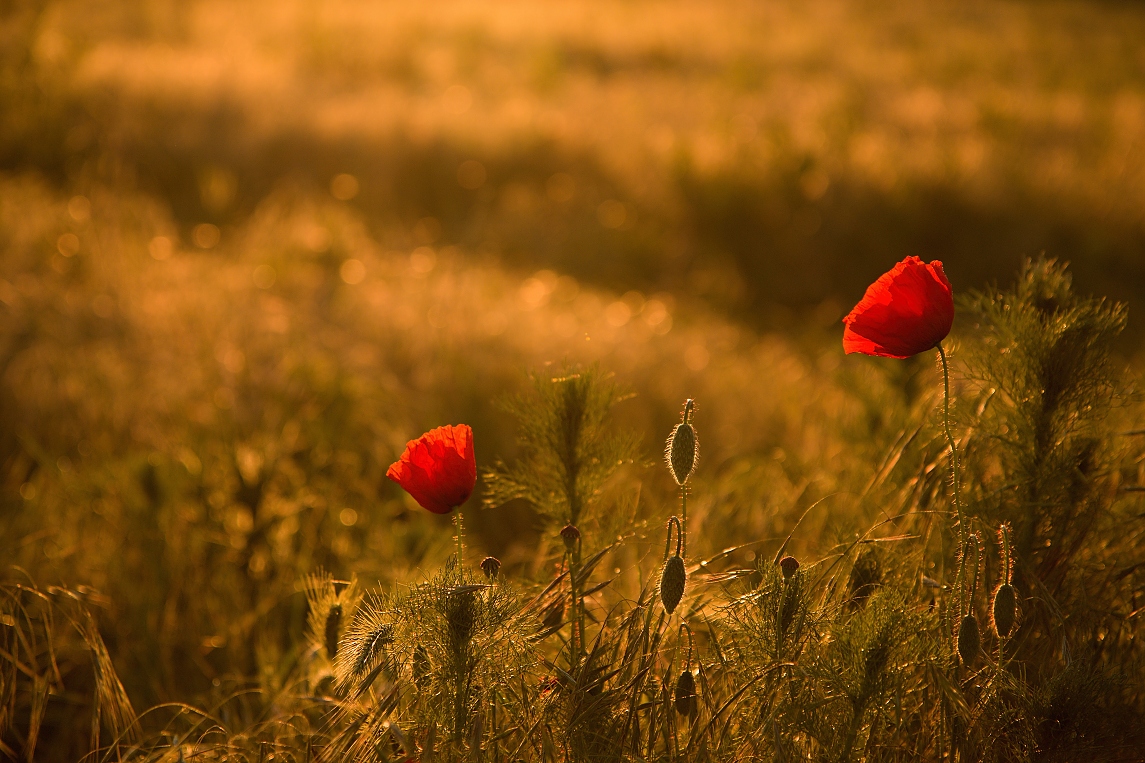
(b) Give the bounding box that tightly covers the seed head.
[560,524,581,550]
[324,602,342,661]
[957,614,981,666]
[674,669,697,717]
[992,583,1017,639]
[779,555,800,580]
[660,556,686,615]
[480,556,501,581]
[666,422,697,486]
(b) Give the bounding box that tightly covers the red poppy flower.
[387,424,476,514]
[843,257,954,358]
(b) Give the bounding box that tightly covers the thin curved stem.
[937,344,965,551]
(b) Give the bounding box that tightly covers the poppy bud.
[674,669,697,716]
[660,555,686,615]
[480,556,501,581]
[413,644,431,690]
[324,602,342,661]
[957,614,980,666]
[992,583,1017,639]
[560,524,581,550]
[779,555,800,580]
[666,422,697,486]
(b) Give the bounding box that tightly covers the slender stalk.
[570,545,581,659]
[937,344,965,550]
[938,343,965,763]
[680,485,688,559]
[455,510,464,575]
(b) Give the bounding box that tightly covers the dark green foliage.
[483,366,638,530]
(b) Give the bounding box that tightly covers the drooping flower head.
[386,424,476,514]
[843,256,954,358]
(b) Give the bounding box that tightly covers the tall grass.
[3,0,1145,759]
[3,232,1142,758]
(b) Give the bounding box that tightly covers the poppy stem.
[454,510,464,574]
[938,343,969,634]
[936,345,964,542]
[680,484,687,559]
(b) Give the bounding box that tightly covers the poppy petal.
[387,424,477,514]
[843,257,954,358]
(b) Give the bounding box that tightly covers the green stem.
[937,344,965,550]
[570,546,581,659]
[455,510,464,575]
[680,485,688,559]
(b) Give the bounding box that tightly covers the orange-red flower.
[843,257,954,358]
[387,424,476,514]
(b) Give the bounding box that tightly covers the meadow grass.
[2,0,1145,759]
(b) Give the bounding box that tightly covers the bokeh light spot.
[253,264,276,289]
[605,300,632,327]
[340,258,366,284]
[457,160,487,189]
[519,277,551,309]
[330,173,360,201]
[67,195,91,222]
[193,223,220,249]
[410,247,436,275]
[597,199,627,229]
[57,233,80,257]
[149,236,173,260]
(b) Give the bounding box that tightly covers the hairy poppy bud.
[957,615,980,666]
[413,644,430,690]
[480,556,501,581]
[666,422,697,486]
[324,602,342,661]
[660,556,686,615]
[674,669,697,716]
[560,524,581,550]
[779,555,800,580]
[992,583,1017,639]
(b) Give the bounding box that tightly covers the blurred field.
[5,0,1145,328]
[3,0,1145,759]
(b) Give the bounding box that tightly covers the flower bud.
[480,556,501,581]
[779,555,800,580]
[666,422,697,486]
[560,524,581,550]
[957,614,980,666]
[660,555,686,615]
[992,583,1017,639]
[674,669,697,717]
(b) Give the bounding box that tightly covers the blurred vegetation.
[2,0,1145,759]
